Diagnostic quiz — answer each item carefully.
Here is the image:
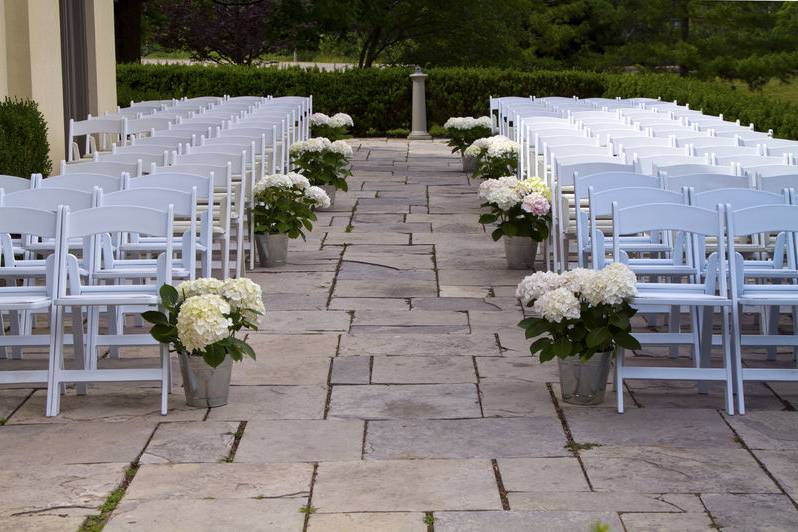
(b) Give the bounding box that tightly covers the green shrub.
[385,128,410,138]
[0,98,51,178]
[118,65,798,140]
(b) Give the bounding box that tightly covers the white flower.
[177,278,223,301]
[290,137,332,156]
[329,112,354,128]
[560,268,596,294]
[582,263,637,306]
[287,172,310,190]
[254,173,293,194]
[464,144,482,157]
[486,137,518,158]
[516,271,563,305]
[221,278,264,323]
[310,113,330,126]
[177,294,232,352]
[485,186,519,211]
[533,287,581,323]
[330,140,353,158]
[478,178,502,199]
[444,116,492,130]
[475,116,493,128]
[305,185,331,208]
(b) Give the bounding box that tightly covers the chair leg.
[10,311,23,360]
[669,305,680,358]
[160,343,169,416]
[616,349,624,413]
[766,306,779,361]
[108,305,122,359]
[731,304,745,415]
[697,306,714,395]
[46,306,65,417]
[722,308,735,415]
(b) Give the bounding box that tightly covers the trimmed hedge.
[0,98,51,177]
[118,64,798,139]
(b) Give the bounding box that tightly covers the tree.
[149,0,314,65]
[114,0,144,63]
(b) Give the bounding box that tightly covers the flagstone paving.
[2,138,798,531]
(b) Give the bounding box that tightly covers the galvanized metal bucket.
[318,184,337,210]
[255,232,288,267]
[504,236,538,270]
[462,154,477,174]
[557,352,612,405]
[178,352,233,408]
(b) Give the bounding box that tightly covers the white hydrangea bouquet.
[478,176,552,242]
[516,264,641,362]
[143,278,264,368]
[252,172,330,238]
[310,112,354,141]
[443,116,493,155]
[289,137,353,192]
[465,135,519,180]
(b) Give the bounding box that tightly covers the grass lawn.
[729,78,798,104]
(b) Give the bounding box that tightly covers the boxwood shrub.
[118,65,798,139]
[0,98,52,177]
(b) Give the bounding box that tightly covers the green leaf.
[478,213,497,224]
[521,319,550,339]
[490,227,503,241]
[230,337,256,360]
[159,284,179,307]
[586,327,612,348]
[142,311,169,325]
[614,332,641,350]
[552,336,572,358]
[529,336,552,355]
[150,324,177,343]
[202,344,226,368]
[609,314,630,330]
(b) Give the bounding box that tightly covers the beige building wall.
[3,0,66,164]
[0,0,7,97]
[85,0,117,115]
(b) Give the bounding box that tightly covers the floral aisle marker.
[251,172,330,267]
[516,264,641,405]
[142,277,265,407]
[465,135,518,180]
[289,137,353,207]
[443,116,493,172]
[478,176,551,269]
[310,112,354,141]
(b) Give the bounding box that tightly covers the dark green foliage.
[252,182,319,239]
[118,64,798,140]
[0,98,52,178]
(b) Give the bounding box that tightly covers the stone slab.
[339,334,500,357]
[231,355,331,386]
[106,498,305,532]
[701,493,798,532]
[0,421,155,465]
[10,387,205,424]
[330,356,370,384]
[334,279,438,298]
[312,459,501,512]
[338,262,435,281]
[370,356,476,384]
[140,421,237,464]
[434,510,623,532]
[0,389,31,419]
[257,311,351,334]
[479,382,557,417]
[308,512,426,532]
[582,446,780,493]
[366,417,567,460]
[352,310,467,327]
[206,385,327,421]
[476,357,559,383]
[329,298,410,311]
[566,408,739,448]
[235,420,364,463]
[249,272,335,294]
[497,457,589,492]
[328,384,481,420]
[508,492,688,512]
[754,449,798,498]
[411,297,509,311]
[0,463,125,519]
[723,411,798,450]
[263,292,329,310]
[245,334,339,358]
[621,512,715,532]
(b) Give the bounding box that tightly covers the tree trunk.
[115,0,144,63]
[676,0,690,76]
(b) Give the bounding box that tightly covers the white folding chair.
[726,204,798,414]
[47,205,174,417]
[67,117,127,162]
[60,159,141,178]
[34,172,126,193]
[612,203,735,415]
[0,174,33,192]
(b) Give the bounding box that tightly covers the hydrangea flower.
[177,278,224,301]
[533,287,581,323]
[516,271,563,304]
[287,172,310,190]
[330,140,353,158]
[177,294,232,352]
[221,278,265,323]
[582,263,637,306]
[329,113,354,128]
[521,192,550,215]
[305,185,331,208]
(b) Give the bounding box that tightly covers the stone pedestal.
[408,67,432,140]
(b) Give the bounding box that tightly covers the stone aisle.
[1,138,798,531]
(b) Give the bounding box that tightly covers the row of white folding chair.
[67,116,128,162]
[60,158,142,178]
[608,199,798,414]
[0,205,174,416]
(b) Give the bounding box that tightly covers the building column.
[3,0,66,164]
[85,0,117,116]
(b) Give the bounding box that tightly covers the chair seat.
[738,288,798,305]
[0,292,50,310]
[634,285,730,306]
